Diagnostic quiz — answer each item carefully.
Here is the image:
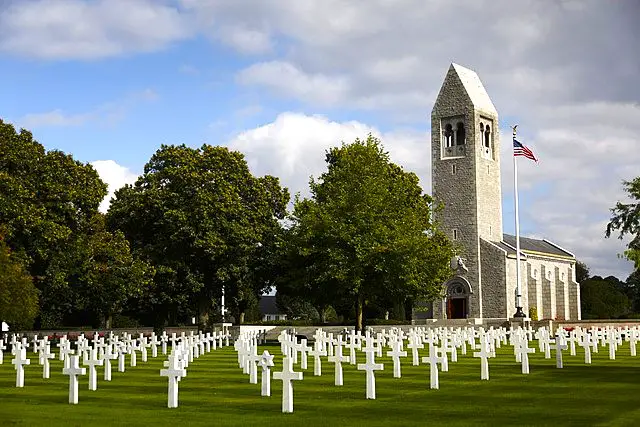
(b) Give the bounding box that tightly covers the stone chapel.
[424,63,581,321]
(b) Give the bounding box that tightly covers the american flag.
[513,138,538,162]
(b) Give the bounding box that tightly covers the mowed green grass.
[1,342,639,426]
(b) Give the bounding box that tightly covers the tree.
[286,135,454,331]
[606,177,640,269]
[44,214,155,328]
[1,120,153,328]
[0,234,39,330]
[106,144,289,327]
[580,275,630,319]
[575,260,590,284]
[625,270,640,313]
[0,119,108,325]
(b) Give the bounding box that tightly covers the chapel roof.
[501,234,575,259]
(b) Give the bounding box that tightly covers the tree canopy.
[606,177,640,269]
[280,135,454,330]
[0,119,152,328]
[106,144,289,327]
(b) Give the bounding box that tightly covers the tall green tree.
[0,234,39,329]
[286,135,454,330]
[606,177,640,269]
[0,119,151,328]
[106,144,289,327]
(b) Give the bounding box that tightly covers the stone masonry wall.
[480,239,507,318]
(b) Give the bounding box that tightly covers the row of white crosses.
[1,329,231,406]
[158,330,232,408]
[234,324,640,414]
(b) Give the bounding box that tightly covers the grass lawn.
[1,342,639,426]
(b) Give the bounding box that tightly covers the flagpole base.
[513,307,526,318]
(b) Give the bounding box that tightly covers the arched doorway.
[445,278,472,319]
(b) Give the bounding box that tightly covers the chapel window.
[453,229,459,240]
[452,164,457,174]
[455,122,465,145]
[444,124,454,148]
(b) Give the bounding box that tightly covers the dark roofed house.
[259,296,287,321]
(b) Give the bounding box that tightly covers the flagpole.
[512,125,525,318]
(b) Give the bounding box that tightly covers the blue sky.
[0,0,638,280]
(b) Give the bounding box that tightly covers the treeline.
[578,261,640,319]
[0,121,454,331]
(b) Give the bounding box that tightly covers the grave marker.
[273,355,303,413]
[12,347,30,387]
[259,350,275,397]
[63,355,86,404]
[357,337,384,399]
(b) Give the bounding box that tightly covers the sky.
[0,0,638,281]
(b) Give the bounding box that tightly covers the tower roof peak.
[445,63,497,115]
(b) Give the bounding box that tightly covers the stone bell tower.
[431,63,503,319]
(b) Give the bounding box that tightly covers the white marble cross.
[473,338,491,380]
[581,333,592,364]
[550,336,568,369]
[63,355,86,404]
[246,346,261,385]
[387,338,407,378]
[421,344,440,390]
[103,344,118,381]
[299,339,311,370]
[273,355,303,413]
[258,350,275,397]
[0,339,6,364]
[607,329,617,360]
[12,347,30,387]
[346,333,361,366]
[515,339,535,374]
[84,349,104,391]
[630,329,639,357]
[111,343,124,372]
[39,344,55,379]
[129,341,138,367]
[308,341,326,376]
[407,333,424,366]
[357,337,384,399]
[160,355,187,409]
[328,336,350,386]
[140,336,149,362]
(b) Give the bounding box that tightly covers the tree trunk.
[239,311,245,324]
[105,314,112,330]
[356,294,364,332]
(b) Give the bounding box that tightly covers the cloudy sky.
[1,0,638,280]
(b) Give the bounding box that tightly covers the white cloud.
[91,160,138,213]
[236,61,350,106]
[227,112,428,199]
[0,0,191,59]
[217,26,273,55]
